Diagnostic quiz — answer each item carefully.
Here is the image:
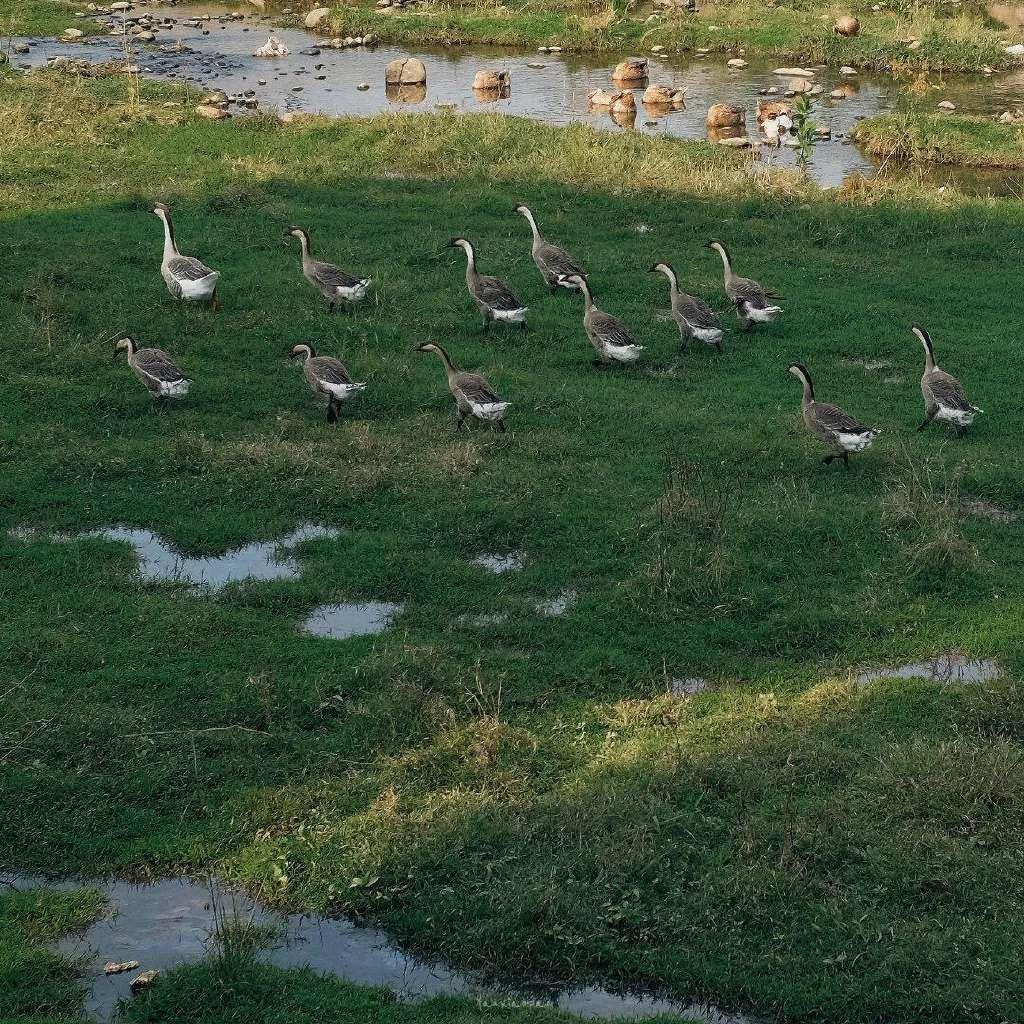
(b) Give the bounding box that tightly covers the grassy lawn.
[856,109,1024,168]
[2,65,1024,1024]
[1,0,100,39]
[0,885,106,1024]
[316,0,1019,71]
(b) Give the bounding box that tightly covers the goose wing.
[925,369,974,412]
[475,275,523,312]
[677,295,721,330]
[309,356,353,386]
[310,259,363,290]
[591,309,637,348]
[167,255,216,281]
[812,401,873,436]
[454,371,501,406]
[537,242,583,280]
[731,275,772,308]
[135,347,187,383]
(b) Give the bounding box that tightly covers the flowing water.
[8,2,1024,192]
[0,871,754,1024]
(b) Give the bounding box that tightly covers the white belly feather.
[321,381,367,400]
[492,307,528,323]
[471,401,511,421]
[744,303,781,323]
[835,429,879,452]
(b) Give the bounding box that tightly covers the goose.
[414,341,510,431]
[912,324,982,431]
[514,204,585,293]
[449,237,527,329]
[650,262,724,351]
[286,226,371,314]
[113,336,191,405]
[559,273,644,365]
[612,57,648,83]
[288,343,367,423]
[152,203,220,309]
[705,240,781,331]
[788,363,880,466]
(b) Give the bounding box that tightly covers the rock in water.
[304,7,331,29]
[385,57,426,85]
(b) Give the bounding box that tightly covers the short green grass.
[0,885,106,1024]
[2,67,1024,1024]
[2,0,100,39]
[316,0,1019,71]
[857,108,1024,167]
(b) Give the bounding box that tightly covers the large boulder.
[834,15,860,36]
[473,69,510,91]
[612,57,648,82]
[707,103,745,130]
[385,57,426,85]
[304,7,331,29]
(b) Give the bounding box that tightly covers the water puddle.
[10,2,1024,191]
[9,523,341,590]
[532,589,577,616]
[0,871,755,1024]
[670,677,711,696]
[962,498,1019,522]
[853,653,1003,686]
[300,601,402,639]
[473,552,526,574]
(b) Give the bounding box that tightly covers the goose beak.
[648,264,660,273]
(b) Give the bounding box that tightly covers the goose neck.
[158,211,178,260]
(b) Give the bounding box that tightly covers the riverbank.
[3,64,1024,1024]
[313,0,1021,72]
[856,108,1024,167]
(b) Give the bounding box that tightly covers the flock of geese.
[117,201,984,463]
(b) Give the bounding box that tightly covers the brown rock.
[643,84,686,107]
[130,970,160,991]
[834,15,860,36]
[707,102,745,130]
[612,57,648,83]
[195,103,229,119]
[472,69,510,92]
[385,57,426,85]
[103,961,140,975]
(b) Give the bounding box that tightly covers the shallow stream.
[8,2,1024,192]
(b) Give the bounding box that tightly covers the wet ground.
[8,2,1024,192]
[9,523,341,589]
[300,600,403,638]
[0,871,754,1024]
[854,653,1003,686]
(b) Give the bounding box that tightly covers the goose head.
[286,225,309,243]
[788,363,812,387]
[448,236,473,253]
[151,202,170,219]
[114,336,137,359]
[911,323,933,350]
[288,343,316,360]
[649,261,675,279]
[414,341,439,355]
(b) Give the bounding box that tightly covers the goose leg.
[714,340,724,354]
[917,408,937,432]
[210,289,220,313]
[494,419,506,434]
[328,301,336,315]
[326,398,339,424]
[822,454,836,465]
[842,452,850,468]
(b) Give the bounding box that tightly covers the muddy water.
[10,3,1024,192]
[1,872,754,1024]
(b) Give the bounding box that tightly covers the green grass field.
[317,0,1019,71]
[2,63,1024,1024]
[856,108,1024,168]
